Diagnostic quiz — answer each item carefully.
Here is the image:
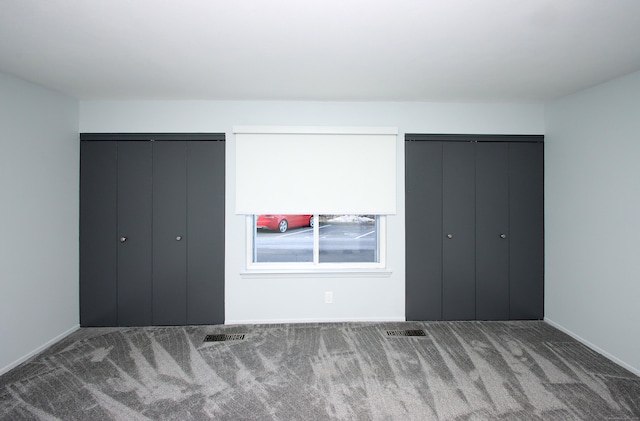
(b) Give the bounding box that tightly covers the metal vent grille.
[385,329,426,337]
[204,333,246,342]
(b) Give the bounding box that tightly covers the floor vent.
[204,333,246,342]
[385,329,426,337]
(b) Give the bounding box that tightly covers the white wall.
[0,72,79,374]
[80,100,544,324]
[545,70,640,374]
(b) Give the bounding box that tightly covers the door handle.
[447,234,453,239]
[119,236,127,243]
[500,234,506,239]
[176,235,183,241]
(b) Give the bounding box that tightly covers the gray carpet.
[0,321,638,420]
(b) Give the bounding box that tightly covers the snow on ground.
[327,215,375,223]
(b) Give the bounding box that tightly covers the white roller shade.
[234,126,397,214]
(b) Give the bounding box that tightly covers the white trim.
[240,270,393,279]
[233,125,398,135]
[544,318,640,376]
[225,316,405,325]
[0,324,80,376]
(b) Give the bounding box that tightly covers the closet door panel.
[153,141,188,325]
[117,142,153,326]
[509,142,544,319]
[442,142,476,320]
[187,141,225,325]
[476,143,510,320]
[80,141,117,326]
[405,141,443,320]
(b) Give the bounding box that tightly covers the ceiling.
[2,0,640,102]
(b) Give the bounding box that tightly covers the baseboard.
[0,324,80,376]
[544,318,640,377]
[225,316,405,325]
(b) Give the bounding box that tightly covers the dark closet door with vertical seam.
[442,142,476,320]
[405,135,543,321]
[153,141,188,325]
[80,141,117,327]
[476,143,510,320]
[117,141,153,326]
[509,142,544,319]
[81,134,225,327]
[405,141,443,320]
[187,141,225,325]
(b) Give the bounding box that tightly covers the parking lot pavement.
[255,223,376,262]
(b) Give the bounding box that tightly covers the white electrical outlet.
[325,291,333,304]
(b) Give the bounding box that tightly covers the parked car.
[256,214,314,233]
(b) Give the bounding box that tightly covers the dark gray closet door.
[442,142,476,320]
[509,142,544,319]
[152,141,188,325]
[405,141,443,320]
[117,141,153,326]
[80,141,117,326]
[475,143,510,320]
[187,141,225,325]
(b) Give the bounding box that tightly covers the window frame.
[245,214,387,272]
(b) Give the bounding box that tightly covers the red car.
[256,214,314,233]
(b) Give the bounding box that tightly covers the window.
[235,126,396,273]
[247,214,386,270]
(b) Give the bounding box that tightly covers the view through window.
[252,214,381,265]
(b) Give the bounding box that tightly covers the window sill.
[240,269,393,279]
